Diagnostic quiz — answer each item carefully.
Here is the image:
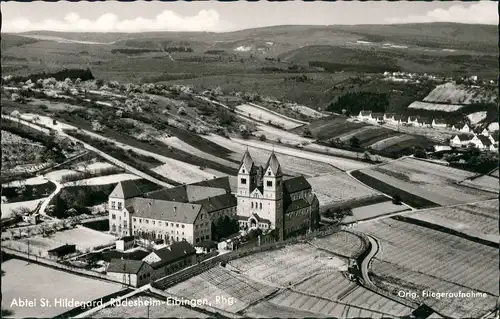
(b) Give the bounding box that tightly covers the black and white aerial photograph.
[1,1,498,318]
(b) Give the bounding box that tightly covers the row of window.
[251,202,263,209]
[138,272,151,281]
[133,218,185,228]
[195,235,210,243]
[110,201,123,210]
[285,208,309,220]
[133,230,185,242]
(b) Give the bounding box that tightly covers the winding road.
[359,234,379,287]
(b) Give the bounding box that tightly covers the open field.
[296,115,367,140]
[356,157,497,206]
[399,199,498,243]
[1,258,123,318]
[407,101,464,112]
[307,173,379,206]
[236,104,304,129]
[5,226,116,256]
[343,201,410,224]
[232,138,370,171]
[166,266,277,313]
[309,231,365,258]
[423,82,497,105]
[357,218,499,297]
[294,272,355,301]
[370,258,498,319]
[63,173,141,186]
[90,295,208,318]
[151,163,225,184]
[1,197,47,218]
[265,290,410,318]
[459,174,499,193]
[2,176,47,187]
[228,243,348,287]
[157,136,239,169]
[203,134,337,176]
[369,134,415,151]
[253,124,314,146]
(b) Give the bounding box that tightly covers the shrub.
[259,134,267,141]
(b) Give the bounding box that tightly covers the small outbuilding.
[48,244,76,258]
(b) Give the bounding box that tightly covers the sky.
[2,1,497,33]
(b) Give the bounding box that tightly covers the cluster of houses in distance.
[357,111,498,152]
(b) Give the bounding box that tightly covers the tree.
[349,136,360,148]
[392,195,402,205]
[259,134,267,141]
[363,151,371,162]
[302,128,313,138]
[241,129,250,139]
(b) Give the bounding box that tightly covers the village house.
[432,118,447,128]
[407,116,419,126]
[418,117,432,128]
[141,241,197,279]
[368,112,384,124]
[357,110,372,121]
[106,259,154,287]
[480,128,491,137]
[450,134,475,147]
[471,135,493,150]
[459,123,471,133]
[383,113,396,122]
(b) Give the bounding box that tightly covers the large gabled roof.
[147,241,196,269]
[191,176,232,194]
[144,184,226,203]
[109,180,143,199]
[106,259,146,274]
[193,193,237,214]
[265,151,282,176]
[128,198,203,224]
[285,199,310,213]
[283,175,311,194]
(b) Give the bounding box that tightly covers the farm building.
[108,152,319,244]
[432,118,447,128]
[194,240,217,254]
[106,259,154,287]
[47,244,76,258]
[357,110,372,121]
[450,134,475,147]
[116,236,135,252]
[22,213,41,225]
[142,241,197,279]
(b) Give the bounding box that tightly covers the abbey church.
[108,150,319,243]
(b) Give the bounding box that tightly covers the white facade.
[460,124,471,133]
[237,163,283,230]
[116,238,134,252]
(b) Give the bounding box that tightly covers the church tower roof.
[240,149,254,171]
[265,151,282,176]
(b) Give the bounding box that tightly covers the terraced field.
[294,272,356,301]
[423,82,497,105]
[400,199,498,243]
[370,259,498,319]
[265,290,411,318]
[357,219,499,297]
[357,157,496,206]
[309,231,365,258]
[166,266,277,313]
[307,173,379,206]
[228,244,348,287]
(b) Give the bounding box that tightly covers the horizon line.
[4,21,495,34]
